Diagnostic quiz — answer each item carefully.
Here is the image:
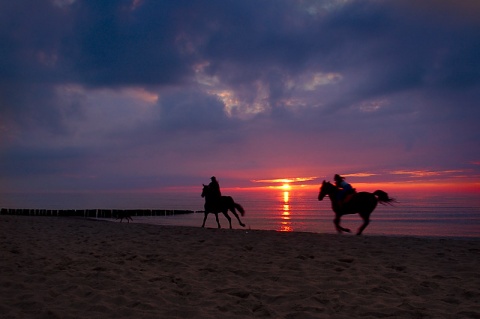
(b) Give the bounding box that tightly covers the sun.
[282,183,291,190]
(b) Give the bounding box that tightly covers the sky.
[1,0,480,196]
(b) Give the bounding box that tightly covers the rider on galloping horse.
[334,174,355,210]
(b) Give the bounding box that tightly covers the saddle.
[338,189,356,209]
[343,193,354,205]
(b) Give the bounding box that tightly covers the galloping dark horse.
[201,184,246,229]
[318,180,395,235]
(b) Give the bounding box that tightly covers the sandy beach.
[1,216,479,318]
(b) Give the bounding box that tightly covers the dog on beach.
[115,211,133,223]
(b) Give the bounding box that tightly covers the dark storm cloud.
[0,145,87,177]
[157,90,231,132]
[62,1,194,86]
[1,0,479,192]
[3,1,479,102]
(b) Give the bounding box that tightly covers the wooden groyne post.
[0,208,196,218]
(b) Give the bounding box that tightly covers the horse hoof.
[240,223,246,227]
[345,229,351,233]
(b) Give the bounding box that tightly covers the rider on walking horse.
[204,176,222,214]
[208,176,222,200]
[334,174,355,210]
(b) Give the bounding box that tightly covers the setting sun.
[282,183,291,190]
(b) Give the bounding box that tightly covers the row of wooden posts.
[0,208,198,218]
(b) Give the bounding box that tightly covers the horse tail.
[234,203,245,216]
[373,190,396,205]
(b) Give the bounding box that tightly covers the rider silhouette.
[334,174,354,208]
[208,176,222,200]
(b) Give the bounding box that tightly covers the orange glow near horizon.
[152,179,479,195]
[245,172,480,193]
[221,180,480,194]
[351,182,480,194]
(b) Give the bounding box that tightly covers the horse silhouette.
[201,184,246,229]
[318,180,395,235]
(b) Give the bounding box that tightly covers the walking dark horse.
[201,184,246,229]
[318,180,395,235]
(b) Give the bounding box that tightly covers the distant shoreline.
[3,212,479,240]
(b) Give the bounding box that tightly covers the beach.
[1,216,479,318]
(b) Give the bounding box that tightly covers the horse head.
[201,184,209,198]
[318,180,336,201]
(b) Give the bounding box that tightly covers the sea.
[2,188,479,238]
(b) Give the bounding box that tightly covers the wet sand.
[1,216,479,318]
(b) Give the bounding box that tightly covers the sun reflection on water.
[280,190,293,232]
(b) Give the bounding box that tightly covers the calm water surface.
[2,189,479,238]
[138,189,480,238]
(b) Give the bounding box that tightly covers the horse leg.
[333,216,342,233]
[230,206,245,227]
[334,215,351,233]
[215,213,221,228]
[201,212,208,228]
[357,214,370,235]
[222,210,232,229]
